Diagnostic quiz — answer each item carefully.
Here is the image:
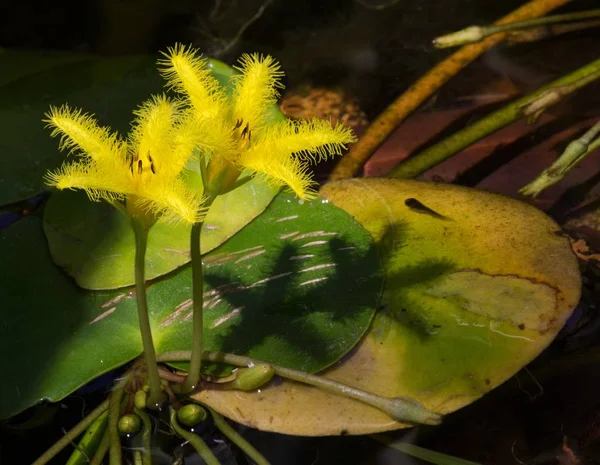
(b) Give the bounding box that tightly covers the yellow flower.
[159,44,357,199]
[44,95,205,224]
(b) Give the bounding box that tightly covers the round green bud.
[225,364,275,391]
[134,390,147,410]
[177,404,207,427]
[118,413,141,435]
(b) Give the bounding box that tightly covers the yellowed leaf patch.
[194,178,581,435]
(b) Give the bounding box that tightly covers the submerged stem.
[209,408,271,465]
[131,217,163,408]
[181,221,205,393]
[388,57,600,179]
[158,351,441,425]
[108,379,127,465]
[520,119,600,196]
[169,408,221,465]
[434,9,600,48]
[90,430,110,465]
[134,407,153,465]
[31,400,109,465]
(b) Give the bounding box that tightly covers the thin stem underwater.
[31,400,109,465]
[131,218,164,408]
[170,408,221,465]
[388,57,600,179]
[434,9,600,48]
[134,407,152,465]
[90,430,110,465]
[520,119,600,196]
[209,408,271,465]
[108,381,126,465]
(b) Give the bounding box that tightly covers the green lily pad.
[43,175,278,290]
[0,191,381,420]
[0,52,284,207]
[193,178,581,435]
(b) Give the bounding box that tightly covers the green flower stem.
[134,407,153,465]
[169,408,221,465]
[520,120,600,196]
[65,410,108,465]
[133,451,143,465]
[209,407,271,465]
[434,9,600,48]
[108,380,127,465]
[90,431,110,465]
[131,217,163,408]
[181,221,205,393]
[182,195,216,393]
[31,400,109,465]
[388,57,600,180]
[158,351,442,425]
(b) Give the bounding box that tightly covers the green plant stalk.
[182,194,216,393]
[520,68,600,122]
[131,217,163,407]
[65,410,109,465]
[31,400,109,465]
[209,407,271,465]
[434,9,600,48]
[520,120,600,196]
[181,221,205,393]
[134,407,153,465]
[372,434,482,465]
[90,430,110,465]
[388,57,600,179]
[169,408,221,465]
[158,351,441,425]
[108,380,127,465]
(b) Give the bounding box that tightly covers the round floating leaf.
[43,174,278,289]
[193,178,581,435]
[0,192,381,420]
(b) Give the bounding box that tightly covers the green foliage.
[194,178,581,435]
[43,177,278,289]
[0,192,381,420]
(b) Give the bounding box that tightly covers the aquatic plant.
[159,44,356,392]
[45,95,206,407]
[0,3,587,458]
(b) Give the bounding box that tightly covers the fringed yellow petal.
[255,119,356,164]
[130,95,179,176]
[135,177,206,224]
[238,149,316,200]
[158,43,227,120]
[45,161,132,202]
[175,112,236,162]
[44,105,125,162]
[231,54,284,131]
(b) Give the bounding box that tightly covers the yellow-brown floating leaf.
[193,178,581,435]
